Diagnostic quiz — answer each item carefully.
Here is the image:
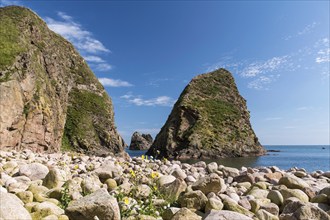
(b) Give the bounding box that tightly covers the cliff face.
[129,132,153,150]
[0,6,125,155]
[147,69,265,159]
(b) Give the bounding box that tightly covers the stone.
[171,208,201,220]
[81,175,102,195]
[280,188,309,203]
[162,207,180,220]
[105,178,117,191]
[0,191,32,220]
[31,201,65,218]
[192,173,224,195]
[205,197,224,212]
[311,194,328,203]
[267,190,284,206]
[207,162,218,173]
[93,161,123,182]
[42,215,59,220]
[222,196,254,217]
[204,210,253,220]
[136,184,152,199]
[160,178,187,201]
[178,190,208,211]
[158,175,176,187]
[234,173,255,184]
[7,176,31,193]
[248,188,269,199]
[280,200,330,220]
[278,175,309,190]
[260,202,280,216]
[171,168,187,180]
[28,184,49,202]
[146,69,265,159]
[16,190,34,204]
[19,163,49,181]
[222,167,240,177]
[65,188,120,220]
[239,198,252,210]
[128,132,153,150]
[256,209,279,220]
[43,168,68,189]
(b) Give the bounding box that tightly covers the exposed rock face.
[0,6,125,155]
[147,68,265,159]
[129,131,153,150]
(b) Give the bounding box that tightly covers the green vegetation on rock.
[147,68,265,159]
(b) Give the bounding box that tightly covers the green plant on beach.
[113,156,173,218]
[59,182,71,209]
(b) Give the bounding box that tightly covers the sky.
[1,0,329,145]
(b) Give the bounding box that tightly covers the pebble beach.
[1,150,330,220]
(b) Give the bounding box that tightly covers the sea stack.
[147,68,265,159]
[129,132,153,150]
[0,6,125,155]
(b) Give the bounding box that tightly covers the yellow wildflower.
[74,164,79,170]
[151,171,159,179]
[124,197,129,205]
[141,155,145,160]
[153,185,158,191]
[130,170,136,178]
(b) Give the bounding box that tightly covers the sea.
[126,145,330,172]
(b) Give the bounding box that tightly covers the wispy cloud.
[265,117,282,121]
[248,75,279,90]
[45,11,114,73]
[284,22,318,40]
[0,0,22,6]
[241,56,289,78]
[121,93,176,107]
[99,78,133,87]
[45,12,109,54]
[296,106,313,111]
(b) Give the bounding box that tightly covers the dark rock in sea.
[129,132,153,150]
[0,6,125,156]
[267,150,281,152]
[146,68,265,159]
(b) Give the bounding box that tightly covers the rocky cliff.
[129,132,153,150]
[0,6,125,155]
[147,69,265,159]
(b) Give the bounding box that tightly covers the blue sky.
[1,0,329,145]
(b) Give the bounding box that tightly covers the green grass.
[62,89,112,151]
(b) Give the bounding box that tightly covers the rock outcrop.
[147,68,265,159]
[129,131,153,150]
[0,6,125,155]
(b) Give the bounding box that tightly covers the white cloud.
[265,117,282,121]
[241,56,289,78]
[45,11,113,72]
[99,78,133,87]
[84,56,105,63]
[316,48,330,63]
[298,22,317,35]
[297,106,313,111]
[129,96,175,107]
[248,75,279,90]
[0,0,22,6]
[95,63,112,71]
[284,22,318,40]
[45,13,110,54]
[121,93,176,107]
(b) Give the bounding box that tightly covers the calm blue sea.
[126,145,330,172]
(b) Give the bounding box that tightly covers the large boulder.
[280,200,330,220]
[65,188,120,220]
[192,173,224,195]
[204,210,253,220]
[146,68,265,159]
[19,163,49,181]
[0,191,32,220]
[0,6,125,155]
[278,175,309,190]
[129,132,153,150]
